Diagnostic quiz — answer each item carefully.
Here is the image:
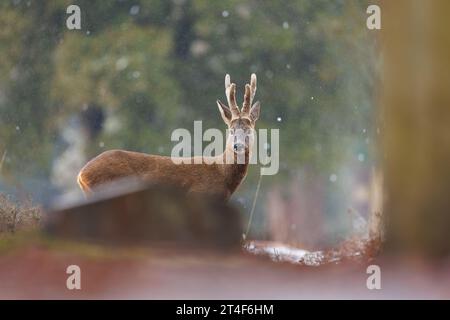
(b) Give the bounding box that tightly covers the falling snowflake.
[329,174,338,182]
[115,57,129,71]
[222,10,229,18]
[129,5,140,15]
[358,153,365,162]
[132,71,141,79]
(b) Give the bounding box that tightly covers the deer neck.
[219,146,250,194]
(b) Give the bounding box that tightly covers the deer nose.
[233,143,245,153]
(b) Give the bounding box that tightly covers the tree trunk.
[382,0,450,257]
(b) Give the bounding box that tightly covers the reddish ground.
[1,243,449,299]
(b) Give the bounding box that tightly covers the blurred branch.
[0,150,6,174]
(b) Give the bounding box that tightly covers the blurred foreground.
[0,235,449,299]
[0,182,448,299]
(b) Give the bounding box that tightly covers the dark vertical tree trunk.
[172,0,195,60]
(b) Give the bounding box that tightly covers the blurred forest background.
[0,0,380,248]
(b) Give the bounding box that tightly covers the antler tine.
[250,73,257,100]
[225,74,231,89]
[242,73,257,114]
[242,84,251,114]
[225,74,239,117]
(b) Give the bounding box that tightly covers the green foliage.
[0,0,378,191]
[52,23,180,152]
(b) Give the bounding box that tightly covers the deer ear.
[249,101,260,122]
[217,100,232,124]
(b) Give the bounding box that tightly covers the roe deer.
[77,74,261,201]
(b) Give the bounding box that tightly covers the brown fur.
[77,148,249,201]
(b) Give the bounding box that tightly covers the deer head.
[216,74,261,156]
